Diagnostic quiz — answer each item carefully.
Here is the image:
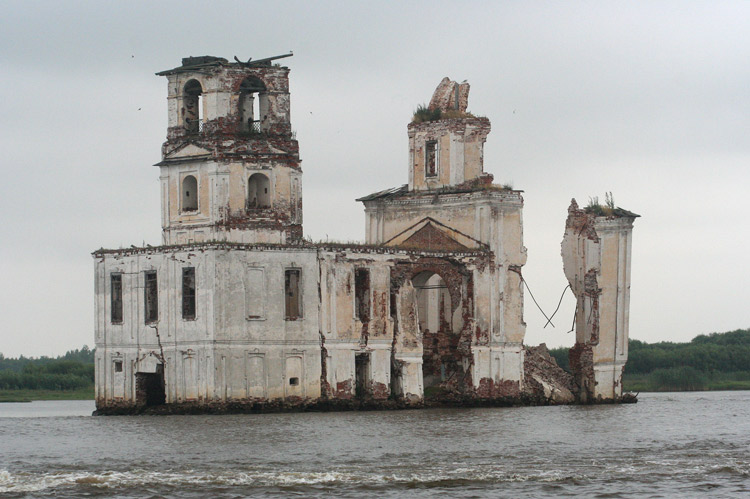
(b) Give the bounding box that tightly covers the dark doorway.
[135,365,165,406]
[354,268,371,322]
[355,353,370,399]
[413,271,460,397]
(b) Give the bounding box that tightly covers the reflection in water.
[0,400,95,418]
[1,392,749,497]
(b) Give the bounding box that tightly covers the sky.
[1,1,748,357]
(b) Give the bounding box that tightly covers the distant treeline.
[549,329,750,391]
[0,346,94,391]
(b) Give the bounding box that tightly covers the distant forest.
[2,329,750,395]
[0,346,94,391]
[550,328,750,391]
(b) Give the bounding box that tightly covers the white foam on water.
[0,466,593,493]
[0,468,364,492]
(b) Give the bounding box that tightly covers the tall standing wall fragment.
[561,199,638,402]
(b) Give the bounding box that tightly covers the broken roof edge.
[356,183,523,203]
[355,184,408,202]
[154,155,212,167]
[570,197,640,219]
[91,240,490,259]
[156,53,294,76]
[92,241,316,257]
[582,206,641,219]
[408,114,490,127]
[313,241,489,258]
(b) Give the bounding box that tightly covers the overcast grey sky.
[1,1,748,357]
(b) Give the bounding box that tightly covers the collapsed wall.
[561,199,639,402]
[523,344,576,404]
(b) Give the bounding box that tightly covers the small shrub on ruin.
[412,104,442,123]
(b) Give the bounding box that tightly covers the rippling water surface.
[1,392,749,497]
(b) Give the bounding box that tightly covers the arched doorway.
[412,271,460,393]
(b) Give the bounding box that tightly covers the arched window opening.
[239,77,267,133]
[413,272,451,338]
[182,175,198,211]
[247,173,271,209]
[413,271,457,392]
[183,80,204,133]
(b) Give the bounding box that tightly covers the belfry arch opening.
[239,77,267,133]
[183,79,204,133]
[247,173,271,209]
[412,271,461,393]
[182,175,198,211]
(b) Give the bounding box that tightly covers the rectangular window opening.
[144,271,158,324]
[114,360,123,373]
[354,268,371,322]
[425,140,438,178]
[285,269,301,320]
[182,267,196,320]
[289,377,299,386]
[245,267,265,320]
[111,273,123,324]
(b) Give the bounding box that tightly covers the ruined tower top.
[407,78,491,191]
[428,77,470,112]
[156,53,296,151]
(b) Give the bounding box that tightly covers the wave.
[3,459,746,495]
[0,467,588,493]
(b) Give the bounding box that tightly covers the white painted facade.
[94,246,321,406]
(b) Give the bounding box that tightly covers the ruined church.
[93,55,637,413]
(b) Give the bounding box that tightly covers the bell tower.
[155,54,302,245]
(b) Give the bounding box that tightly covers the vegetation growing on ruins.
[411,104,476,123]
[550,328,750,392]
[585,192,616,216]
[412,104,442,123]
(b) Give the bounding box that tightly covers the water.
[1,392,749,497]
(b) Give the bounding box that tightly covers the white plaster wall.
[591,219,634,399]
[407,119,489,191]
[94,246,321,406]
[160,158,301,245]
[94,248,215,405]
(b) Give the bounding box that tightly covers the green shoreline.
[622,374,750,393]
[0,387,94,403]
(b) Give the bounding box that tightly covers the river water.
[1,392,749,497]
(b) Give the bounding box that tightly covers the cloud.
[1,1,749,355]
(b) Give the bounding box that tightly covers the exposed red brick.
[475,378,520,398]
